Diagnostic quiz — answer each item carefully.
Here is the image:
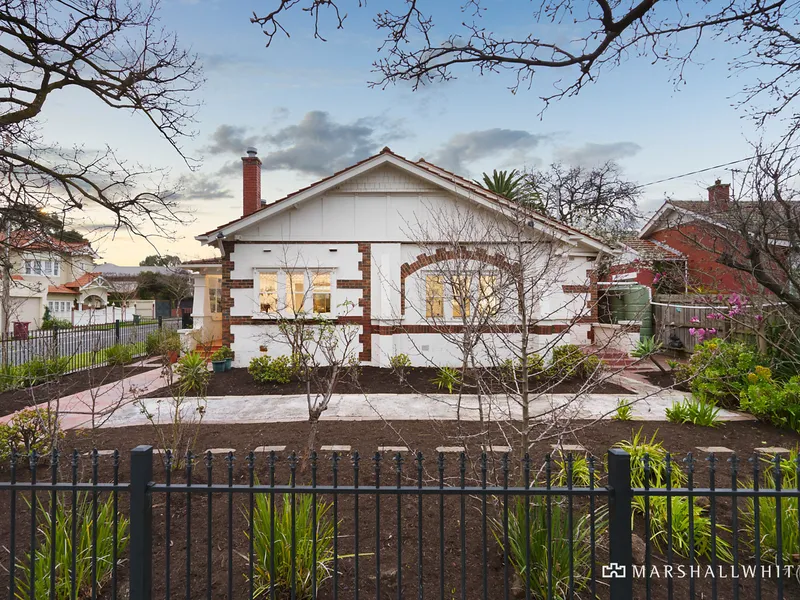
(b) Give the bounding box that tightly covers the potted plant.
[160,331,181,365]
[210,348,227,373]
[218,346,234,371]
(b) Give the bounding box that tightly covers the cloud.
[260,111,402,176]
[430,129,548,174]
[202,125,261,156]
[556,141,642,166]
[175,173,232,201]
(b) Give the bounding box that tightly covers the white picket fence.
[51,305,140,327]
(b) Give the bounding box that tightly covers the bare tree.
[251,1,794,121]
[256,249,361,457]
[1,0,203,287]
[526,161,641,240]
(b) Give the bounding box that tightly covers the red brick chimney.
[707,179,730,209]
[242,147,262,217]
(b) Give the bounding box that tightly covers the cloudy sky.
[41,0,772,264]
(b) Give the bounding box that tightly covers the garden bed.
[0,420,798,600]
[0,363,155,417]
[144,366,633,398]
[641,369,690,391]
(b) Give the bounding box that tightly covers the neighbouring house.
[2,231,110,331]
[94,263,193,318]
[186,147,617,368]
[601,180,790,351]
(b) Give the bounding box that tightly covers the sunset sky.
[41,0,772,264]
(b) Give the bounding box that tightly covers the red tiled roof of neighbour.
[11,275,23,281]
[65,272,102,289]
[48,285,79,295]
[1,231,94,255]
[660,199,800,241]
[621,238,684,260]
[199,147,609,247]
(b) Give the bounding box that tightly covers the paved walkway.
[0,358,169,429]
[98,372,754,429]
[2,366,755,430]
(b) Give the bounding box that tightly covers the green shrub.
[612,399,633,421]
[501,353,545,385]
[665,397,720,427]
[175,352,210,396]
[216,346,234,360]
[19,357,67,386]
[146,329,180,356]
[247,491,335,599]
[648,496,733,562]
[431,366,460,393]
[552,454,593,488]
[493,496,606,600]
[740,367,800,432]
[210,348,227,362]
[0,408,62,461]
[389,353,411,382]
[248,354,298,384]
[741,450,800,565]
[0,363,23,392]
[614,428,685,491]
[674,339,766,407]
[15,493,129,600]
[547,344,602,380]
[105,344,134,366]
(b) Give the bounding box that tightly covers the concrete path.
[98,373,754,429]
[1,358,169,430]
[3,365,755,430]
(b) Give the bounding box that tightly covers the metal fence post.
[130,445,153,600]
[607,448,633,600]
[114,319,121,343]
[157,315,163,330]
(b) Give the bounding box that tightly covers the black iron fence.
[1,446,799,600]
[0,317,181,371]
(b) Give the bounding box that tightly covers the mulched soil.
[0,363,154,417]
[641,369,690,392]
[144,366,633,398]
[1,419,799,600]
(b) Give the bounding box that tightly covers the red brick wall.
[647,224,762,295]
[242,156,262,217]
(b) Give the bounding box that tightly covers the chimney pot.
[707,179,730,208]
[242,149,262,217]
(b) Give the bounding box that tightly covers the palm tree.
[478,169,546,212]
[477,169,526,200]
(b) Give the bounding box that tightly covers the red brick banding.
[399,248,513,315]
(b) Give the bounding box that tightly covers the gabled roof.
[1,231,96,257]
[619,238,684,261]
[197,147,614,253]
[48,285,79,295]
[640,198,799,242]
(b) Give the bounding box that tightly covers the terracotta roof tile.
[48,285,79,295]
[621,238,683,260]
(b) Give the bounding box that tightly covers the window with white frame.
[258,272,278,313]
[425,275,444,318]
[208,276,222,314]
[312,272,331,313]
[423,272,500,320]
[24,260,59,276]
[287,272,305,313]
[48,300,71,313]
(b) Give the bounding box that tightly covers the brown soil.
[642,369,691,392]
[0,364,154,417]
[1,420,799,600]
[144,366,633,398]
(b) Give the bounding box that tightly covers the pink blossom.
[690,317,700,324]
[755,314,764,322]
[689,327,697,336]
[708,328,717,335]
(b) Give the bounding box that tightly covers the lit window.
[287,273,305,313]
[452,276,471,319]
[425,275,444,318]
[208,276,222,314]
[478,276,499,315]
[312,273,331,313]
[259,272,278,313]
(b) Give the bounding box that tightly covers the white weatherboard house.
[187,147,614,368]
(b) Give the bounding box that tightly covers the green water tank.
[609,286,653,339]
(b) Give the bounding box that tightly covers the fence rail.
[0,316,181,372]
[1,446,799,600]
